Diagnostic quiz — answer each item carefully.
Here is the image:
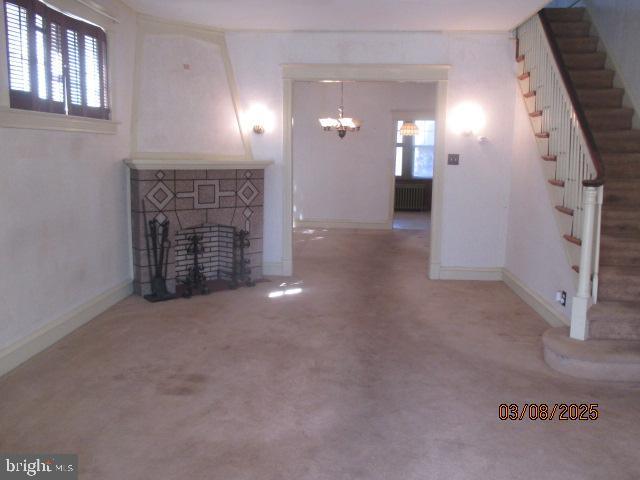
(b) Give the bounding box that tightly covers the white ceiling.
[122,0,550,32]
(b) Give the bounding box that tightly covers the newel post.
[570,186,599,341]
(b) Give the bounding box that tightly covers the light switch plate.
[448,154,460,166]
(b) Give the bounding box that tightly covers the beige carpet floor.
[1,228,639,479]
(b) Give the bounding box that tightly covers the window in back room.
[395,120,435,179]
[3,0,110,119]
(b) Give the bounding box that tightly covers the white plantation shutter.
[35,14,47,100]
[3,0,110,118]
[49,22,64,104]
[4,2,30,93]
[83,34,100,108]
[65,29,82,106]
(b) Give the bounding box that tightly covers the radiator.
[395,184,425,211]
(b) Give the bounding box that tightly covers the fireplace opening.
[174,224,254,297]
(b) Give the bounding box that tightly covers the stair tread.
[556,206,574,216]
[564,234,581,246]
[543,327,640,369]
[544,8,586,22]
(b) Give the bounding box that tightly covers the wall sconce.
[449,102,487,138]
[244,103,275,135]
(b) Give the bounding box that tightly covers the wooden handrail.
[537,10,605,187]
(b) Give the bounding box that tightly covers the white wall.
[292,81,436,226]
[134,25,246,156]
[587,0,640,111]
[226,31,517,270]
[504,90,576,321]
[0,0,136,351]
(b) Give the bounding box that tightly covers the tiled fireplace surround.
[130,167,264,296]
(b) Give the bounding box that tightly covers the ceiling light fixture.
[399,121,420,137]
[318,82,362,139]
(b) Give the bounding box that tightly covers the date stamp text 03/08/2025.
[498,403,599,421]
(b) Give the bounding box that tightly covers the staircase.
[542,7,640,341]
[516,7,640,380]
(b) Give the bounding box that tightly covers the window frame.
[0,0,118,133]
[394,118,436,180]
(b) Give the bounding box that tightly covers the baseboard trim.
[439,266,503,281]
[501,269,568,328]
[429,262,441,280]
[0,280,133,378]
[295,219,392,230]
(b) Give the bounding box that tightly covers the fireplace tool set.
[143,215,176,303]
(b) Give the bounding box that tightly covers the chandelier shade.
[399,121,420,137]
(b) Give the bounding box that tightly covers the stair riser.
[563,53,606,70]
[602,213,640,238]
[550,22,591,37]
[600,250,640,267]
[557,37,598,54]
[585,113,633,131]
[578,91,624,108]
[604,190,640,207]
[596,137,640,153]
[589,321,640,341]
[569,71,614,89]
[602,154,640,178]
[594,134,640,154]
[599,278,640,303]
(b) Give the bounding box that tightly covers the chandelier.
[318,82,362,139]
[399,121,420,137]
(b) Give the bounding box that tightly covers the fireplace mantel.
[124,158,273,170]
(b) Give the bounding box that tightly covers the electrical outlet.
[556,290,567,307]
[448,154,460,166]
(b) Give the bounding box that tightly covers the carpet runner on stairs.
[546,7,640,342]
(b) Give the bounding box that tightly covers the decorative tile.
[176,180,235,209]
[238,180,259,205]
[206,169,237,180]
[146,182,175,211]
[176,170,207,180]
[131,169,175,181]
